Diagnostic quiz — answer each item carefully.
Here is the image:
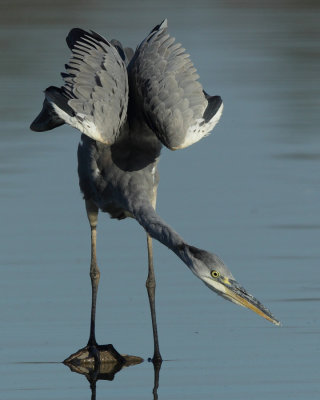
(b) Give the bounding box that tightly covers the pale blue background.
[1,0,320,398]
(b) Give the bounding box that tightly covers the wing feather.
[47,28,128,144]
[128,20,223,150]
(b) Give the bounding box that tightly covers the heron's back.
[77,133,161,219]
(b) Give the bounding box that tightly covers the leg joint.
[90,263,100,281]
[146,275,156,289]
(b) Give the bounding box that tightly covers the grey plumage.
[31,20,279,363]
[128,20,222,150]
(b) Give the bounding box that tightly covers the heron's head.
[182,245,280,326]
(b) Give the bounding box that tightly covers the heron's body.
[31,20,279,364]
[78,126,160,221]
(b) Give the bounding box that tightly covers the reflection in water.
[1,1,320,398]
[152,361,161,400]
[64,359,161,400]
[66,361,124,399]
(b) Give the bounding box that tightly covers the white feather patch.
[151,166,156,183]
[50,102,109,144]
[202,276,227,294]
[173,102,224,150]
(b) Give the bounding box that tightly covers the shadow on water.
[64,359,161,400]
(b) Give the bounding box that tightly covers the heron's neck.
[128,199,189,262]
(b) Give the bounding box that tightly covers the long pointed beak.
[222,278,280,326]
[204,277,280,325]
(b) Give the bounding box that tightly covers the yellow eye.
[211,270,220,278]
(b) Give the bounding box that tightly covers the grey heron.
[30,20,280,364]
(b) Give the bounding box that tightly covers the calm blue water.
[1,1,320,399]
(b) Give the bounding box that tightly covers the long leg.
[64,199,125,365]
[146,233,162,363]
[86,199,100,347]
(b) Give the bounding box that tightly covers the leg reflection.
[152,358,162,400]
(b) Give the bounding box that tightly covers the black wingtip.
[30,97,65,132]
[203,95,223,123]
[45,86,75,117]
[66,28,110,50]
[150,19,168,34]
[66,28,88,50]
[30,85,76,132]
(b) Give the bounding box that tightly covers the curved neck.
[128,199,188,260]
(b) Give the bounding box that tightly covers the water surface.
[1,1,320,399]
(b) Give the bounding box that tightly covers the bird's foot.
[63,343,142,366]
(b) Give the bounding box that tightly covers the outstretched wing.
[31,29,128,145]
[128,19,223,150]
